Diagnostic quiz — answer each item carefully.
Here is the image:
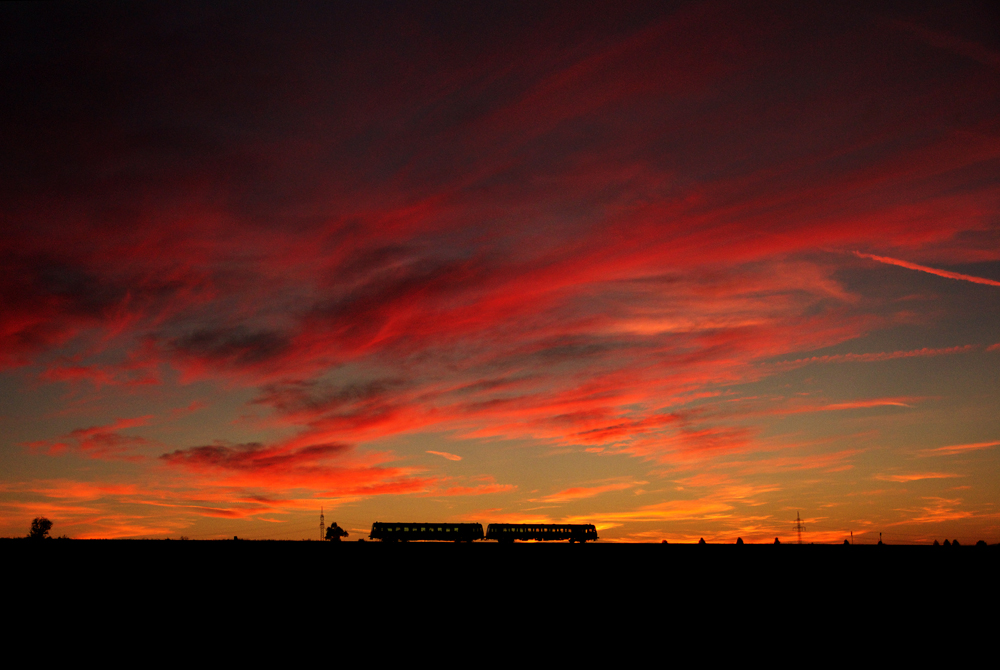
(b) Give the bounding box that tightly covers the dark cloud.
[160,441,350,471]
[171,326,292,369]
[253,379,405,416]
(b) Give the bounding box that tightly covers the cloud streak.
[875,473,961,483]
[426,451,462,461]
[853,252,1000,287]
[918,440,1000,457]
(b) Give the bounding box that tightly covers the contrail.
[853,251,1000,287]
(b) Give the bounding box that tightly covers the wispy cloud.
[906,497,974,524]
[853,252,1000,287]
[23,416,155,461]
[875,472,961,482]
[570,499,734,523]
[769,398,920,415]
[534,480,643,503]
[918,440,1000,457]
[771,345,975,370]
[426,450,462,461]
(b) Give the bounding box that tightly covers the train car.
[485,523,599,543]
[369,522,485,542]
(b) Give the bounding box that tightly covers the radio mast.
[795,511,804,545]
[319,507,326,541]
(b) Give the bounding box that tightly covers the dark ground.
[6,539,996,595]
[4,539,996,644]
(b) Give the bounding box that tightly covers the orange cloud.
[918,440,1000,457]
[875,472,961,482]
[434,484,516,496]
[426,450,462,461]
[907,497,974,524]
[771,345,975,369]
[570,498,734,524]
[770,397,920,415]
[535,481,641,503]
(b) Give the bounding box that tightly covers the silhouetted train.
[486,523,598,543]
[369,522,598,543]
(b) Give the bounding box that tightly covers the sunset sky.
[2,1,999,542]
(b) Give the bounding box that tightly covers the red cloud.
[159,440,436,497]
[3,4,999,539]
[24,416,155,461]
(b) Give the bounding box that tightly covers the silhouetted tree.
[736,537,744,545]
[774,537,780,544]
[28,517,52,540]
[943,539,951,547]
[325,523,348,541]
[976,540,987,547]
[933,540,940,546]
[844,539,850,545]
[952,539,960,547]
[698,537,706,545]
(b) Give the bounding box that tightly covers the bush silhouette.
[325,522,349,541]
[29,517,52,540]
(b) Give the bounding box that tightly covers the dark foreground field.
[4,540,997,638]
[6,539,997,594]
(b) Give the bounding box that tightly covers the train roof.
[371,521,482,526]
[486,522,596,528]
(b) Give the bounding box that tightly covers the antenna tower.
[795,511,804,545]
[319,507,326,541]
